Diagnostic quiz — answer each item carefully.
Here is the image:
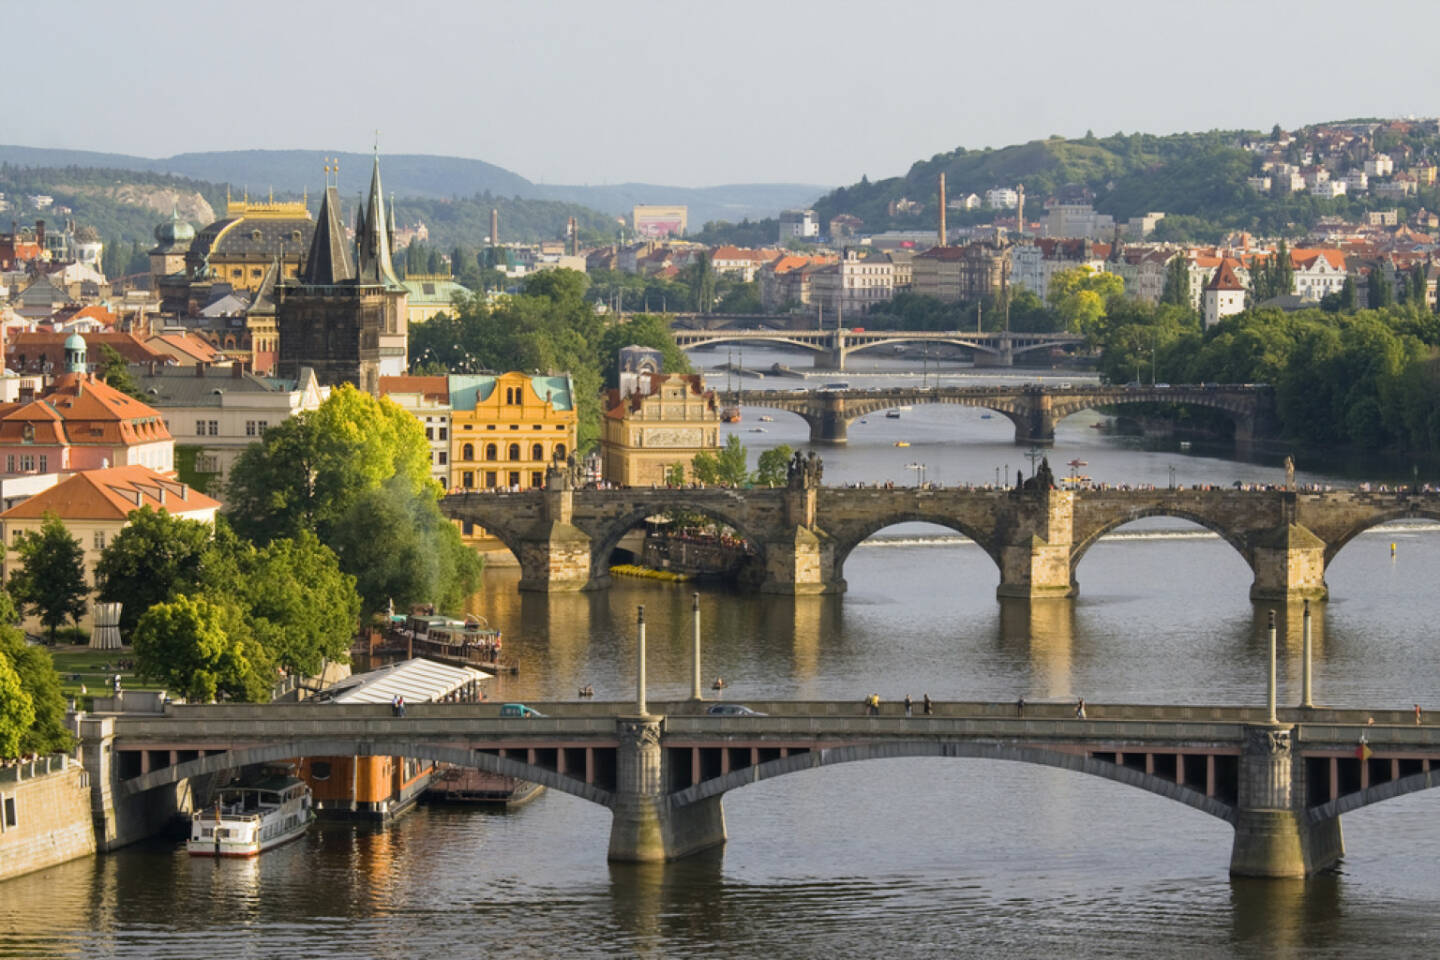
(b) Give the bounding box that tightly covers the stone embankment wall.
[0,755,96,882]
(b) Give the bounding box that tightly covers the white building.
[1044,203,1115,241]
[1291,249,1348,301]
[985,188,1019,209]
[1247,176,1272,192]
[1365,154,1394,177]
[1203,261,1246,327]
[778,209,819,241]
[379,375,453,488]
[809,251,894,319]
[1310,180,1347,199]
[949,193,982,211]
[1344,170,1369,193]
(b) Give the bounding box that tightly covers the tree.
[597,314,694,387]
[1368,267,1394,309]
[0,630,72,755]
[1340,275,1358,312]
[1161,255,1191,308]
[693,434,749,486]
[688,251,716,312]
[95,506,213,638]
[1273,240,1294,297]
[663,463,686,487]
[97,343,142,398]
[132,594,272,703]
[1047,265,1124,338]
[0,651,35,760]
[8,514,88,641]
[755,445,793,487]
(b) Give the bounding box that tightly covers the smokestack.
[568,216,577,256]
[35,220,45,248]
[937,173,947,247]
[1015,184,1025,238]
[490,208,499,246]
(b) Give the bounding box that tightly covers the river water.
[4,350,1439,959]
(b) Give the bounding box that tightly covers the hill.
[0,145,827,228]
[812,124,1440,241]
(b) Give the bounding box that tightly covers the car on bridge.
[500,703,545,718]
[706,704,766,717]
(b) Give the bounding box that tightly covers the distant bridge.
[89,699,1440,875]
[729,383,1274,445]
[671,327,1086,369]
[440,478,1439,601]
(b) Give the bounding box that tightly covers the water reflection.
[998,598,1076,698]
[1229,873,1341,953]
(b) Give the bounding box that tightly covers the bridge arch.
[1048,392,1256,438]
[1320,507,1440,565]
[828,514,1002,585]
[1307,767,1440,822]
[438,495,532,563]
[116,738,615,807]
[1070,509,1254,573]
[667,740,1236,825]
[585,503,767,582]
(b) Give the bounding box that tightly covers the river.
[3,349,1438,959]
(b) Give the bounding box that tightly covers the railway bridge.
[439,472,1440,601]
[86,698,1440,877]
[671,328,1085,370]
[729,383,1274,445]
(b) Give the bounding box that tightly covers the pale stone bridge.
[729,383,1274,445]
[439,476,1440,601]
[88,699,1440,876]
[671,327,1085,369]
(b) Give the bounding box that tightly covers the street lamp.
[905,462,927,488]
[1168,464,1176,490]
[1024,446,1045,477]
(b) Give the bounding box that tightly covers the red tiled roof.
[0,374,171,447]
[379,375,449,403]
[1206,261,1245,292]
[0,466,218,522]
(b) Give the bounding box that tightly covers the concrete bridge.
[86,699,1440,876]
[439,475,1440,601]
[729,383,1274,445]
[671,327,1086,369]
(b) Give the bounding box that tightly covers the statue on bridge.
[1017,457,1055,492]
[1284,455,1295,491]
[787,450,823,489]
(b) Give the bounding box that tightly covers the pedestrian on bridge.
[923,694,933,716]
[1075,698,1086,720]
[904,695,913,717]
[1417,704,1424,725]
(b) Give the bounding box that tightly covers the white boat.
[188,777,314,857]
[758,415,774,422]
[898,405,913,411]
[749,427,766,433]
[885,410,901,419]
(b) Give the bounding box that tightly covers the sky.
[12,0,1440,189]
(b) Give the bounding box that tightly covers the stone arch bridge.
[440,477,1440,601]
[671,328,1084,370]
[731,383,1274,446]
[88,700,1440,876]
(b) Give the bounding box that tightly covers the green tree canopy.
[1048,265,1125,338]
[0,630,73,755]
[8,514,88,641]
[97,343,142,398]
[95,506,214,638]
[132,594,272,703]
[0,651,35,759]
[596,314,694,387]
[692,434,750,486]
[755,444,793,487]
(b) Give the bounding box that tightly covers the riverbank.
[0,754,95,883]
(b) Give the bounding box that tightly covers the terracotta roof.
[6,331,167,373]
[0,374,171,447]
[1291,248,1347,271]
[1206,261,1245,292]
[146,333,224,364]
[603,374,714,418]
[379,375,449,403]
[0,466,218,522]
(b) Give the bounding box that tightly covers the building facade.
[379,375,452,488]
[600,354,719,487]
[911,240,1011,304]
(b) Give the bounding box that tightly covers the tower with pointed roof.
[275,153,409,395]
[1203,260,1247,328]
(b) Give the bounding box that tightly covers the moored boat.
[188,777,313,857]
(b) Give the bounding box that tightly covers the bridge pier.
[1229,725,1344,877]
[81,716,193,851]
[810,395,848,444]
[1249,524,1329,602]
[1013,393,1057,446]
[608,716,727,862]
[812,348,845,371]
[996,489,1076,599]
[518,471,600,593]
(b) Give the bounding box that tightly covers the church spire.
[356,152,400,286]
[301,185,355,284]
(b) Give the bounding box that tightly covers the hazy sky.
[13,0,1440,188]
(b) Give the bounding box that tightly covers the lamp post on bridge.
[905,462,926,488]
[1301,599,1314,709]
[691,593,703,702]
[636,605,647,716]
[1267,608,1278,725]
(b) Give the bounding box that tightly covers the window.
[486,425,495,431]
[554,443,567,461]
[310,761,332,781]
[258,422,268,434]
[94,531,106,550]
[438,452,447,465]
[19,455,33,472]
[37,455,46,472]
[3,796,14,829]
[462,471,474,488]
[485,471,497,488]
[531,443,544,461]
[196,420,206,436]
[4,456,11,472]
[508,471,520,487]
[462,443,475,461]
[425,427,434,441]
[507,443,520,461]
[246,421,257,437]
[530,471,543,488]
[510,424,519,430]
[438,428,447,440]
[484,443,497,461]
[463,521,474,535]
[533,424,542,430]
[207,421,219,436]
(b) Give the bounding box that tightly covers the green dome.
[65,331,86,351]
[154,208,195,246]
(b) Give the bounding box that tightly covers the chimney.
[490,209,499,246]
[231,359,246,378]
[195,361,207,377]
[1015,184,1025,238]
[148,360,158,377]
[35,219,45,248]
[937,172,948,248]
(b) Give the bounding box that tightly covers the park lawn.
[49,645,165,709]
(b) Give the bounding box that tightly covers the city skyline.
[10,0,1440,189]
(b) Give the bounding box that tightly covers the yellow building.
[448,372,577,556]
[186,195,313,294]
[401,273,470,326]
[601,373,720,486]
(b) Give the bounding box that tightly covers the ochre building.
[601,373,720,486]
